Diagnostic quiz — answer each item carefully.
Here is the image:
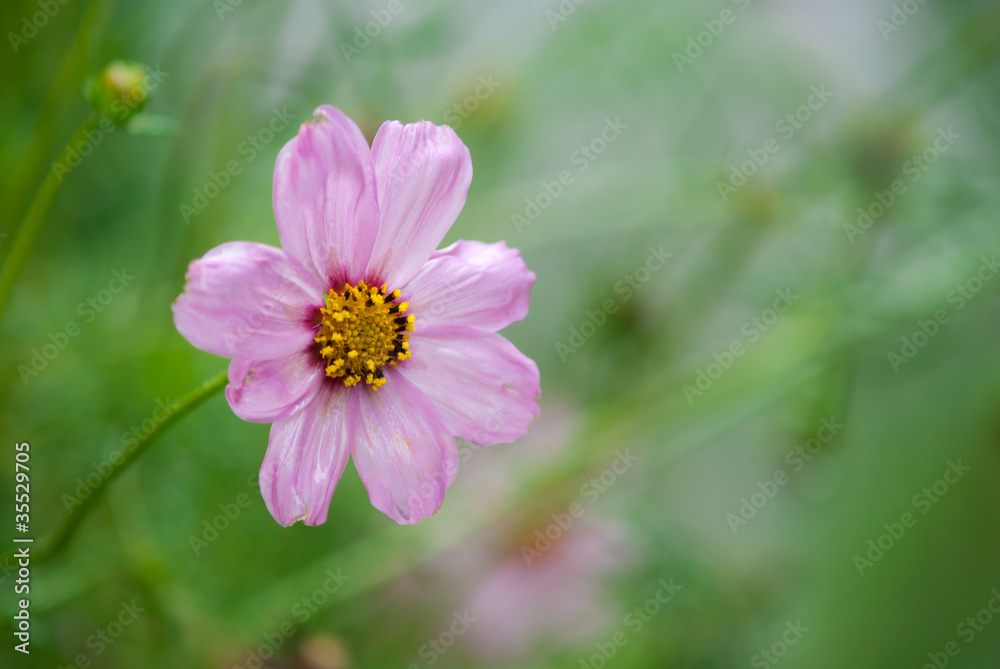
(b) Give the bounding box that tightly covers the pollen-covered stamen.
[314,281,414,390]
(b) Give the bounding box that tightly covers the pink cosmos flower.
[172,105,540,525]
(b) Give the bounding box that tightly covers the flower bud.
[85,60,153,126]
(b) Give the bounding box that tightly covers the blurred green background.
[3,0,1000,667]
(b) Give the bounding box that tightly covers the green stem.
[5,370,228,567]
[0,115,98,331]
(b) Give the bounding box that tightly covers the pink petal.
[260,383,354,526]
[366,120,473,287]
[398,325,541,447]
[351,372,458,524]
[403,240,536,331]
[172,241,321,360]
[273,105,379,286]
[226,350,325,423]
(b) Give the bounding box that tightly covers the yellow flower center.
[315,281,413,390]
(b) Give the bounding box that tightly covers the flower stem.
[0,115,98,331]
[7,370,228,567]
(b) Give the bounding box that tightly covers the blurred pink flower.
[172,105,540,525]
[395,404,635,663]
[461,516,633,661]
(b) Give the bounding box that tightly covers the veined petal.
[260,383,354,526]
[399,325,541,447]
[172,241,320,361]
[273,105,379,286]
[367,120,473,287]
[226,350,325,423]
[351,371,458,524]
[403,240,536,331]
